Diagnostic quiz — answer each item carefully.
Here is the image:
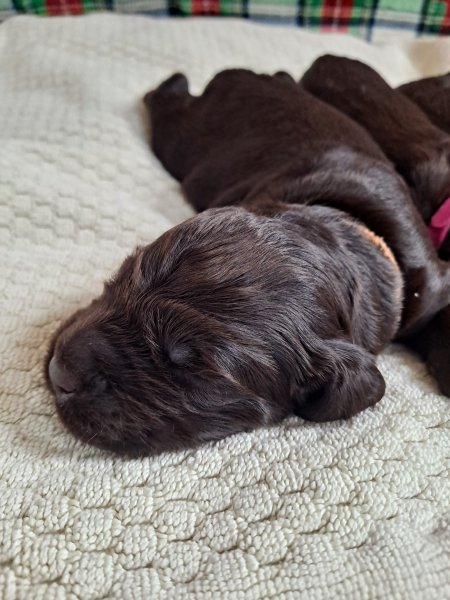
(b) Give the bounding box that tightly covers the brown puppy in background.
[46,69,450,455]
[301,57,450,252]
[398,74,450,383]
[301,56,450,394]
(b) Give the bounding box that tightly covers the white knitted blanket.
[0,14,449,600]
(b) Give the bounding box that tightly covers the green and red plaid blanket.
[1,0,449,39]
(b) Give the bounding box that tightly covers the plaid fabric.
[173,0,450,36]
[0,0,167,17]
[0,0,449,37]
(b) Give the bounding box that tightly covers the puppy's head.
[46,206,388,455]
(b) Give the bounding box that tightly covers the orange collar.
[357,224,400,274]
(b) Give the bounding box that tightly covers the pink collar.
[429,197,450,249]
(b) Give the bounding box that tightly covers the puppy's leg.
[301,56,450,223]
[396,72,450,261]
[406,305,450,397]
[144,73,193,180]
[398,73,450,135]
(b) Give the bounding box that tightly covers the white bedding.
[0,14,449,599]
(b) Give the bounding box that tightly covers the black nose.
[49,357,78,396]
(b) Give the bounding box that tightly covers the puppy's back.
[146,69,386,211]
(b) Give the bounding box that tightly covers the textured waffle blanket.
[0,15,449,600]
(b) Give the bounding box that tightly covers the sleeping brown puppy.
[300,56,450,394]
[46,69,450,455]
[399,72,450,135]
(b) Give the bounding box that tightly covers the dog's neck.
[356,224,400,274]
[354,220,404,341]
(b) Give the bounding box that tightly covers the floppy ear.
[296,340,386,422]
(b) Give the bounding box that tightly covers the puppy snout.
[48,356,78,399]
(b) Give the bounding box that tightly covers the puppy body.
[47,69,450,455]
